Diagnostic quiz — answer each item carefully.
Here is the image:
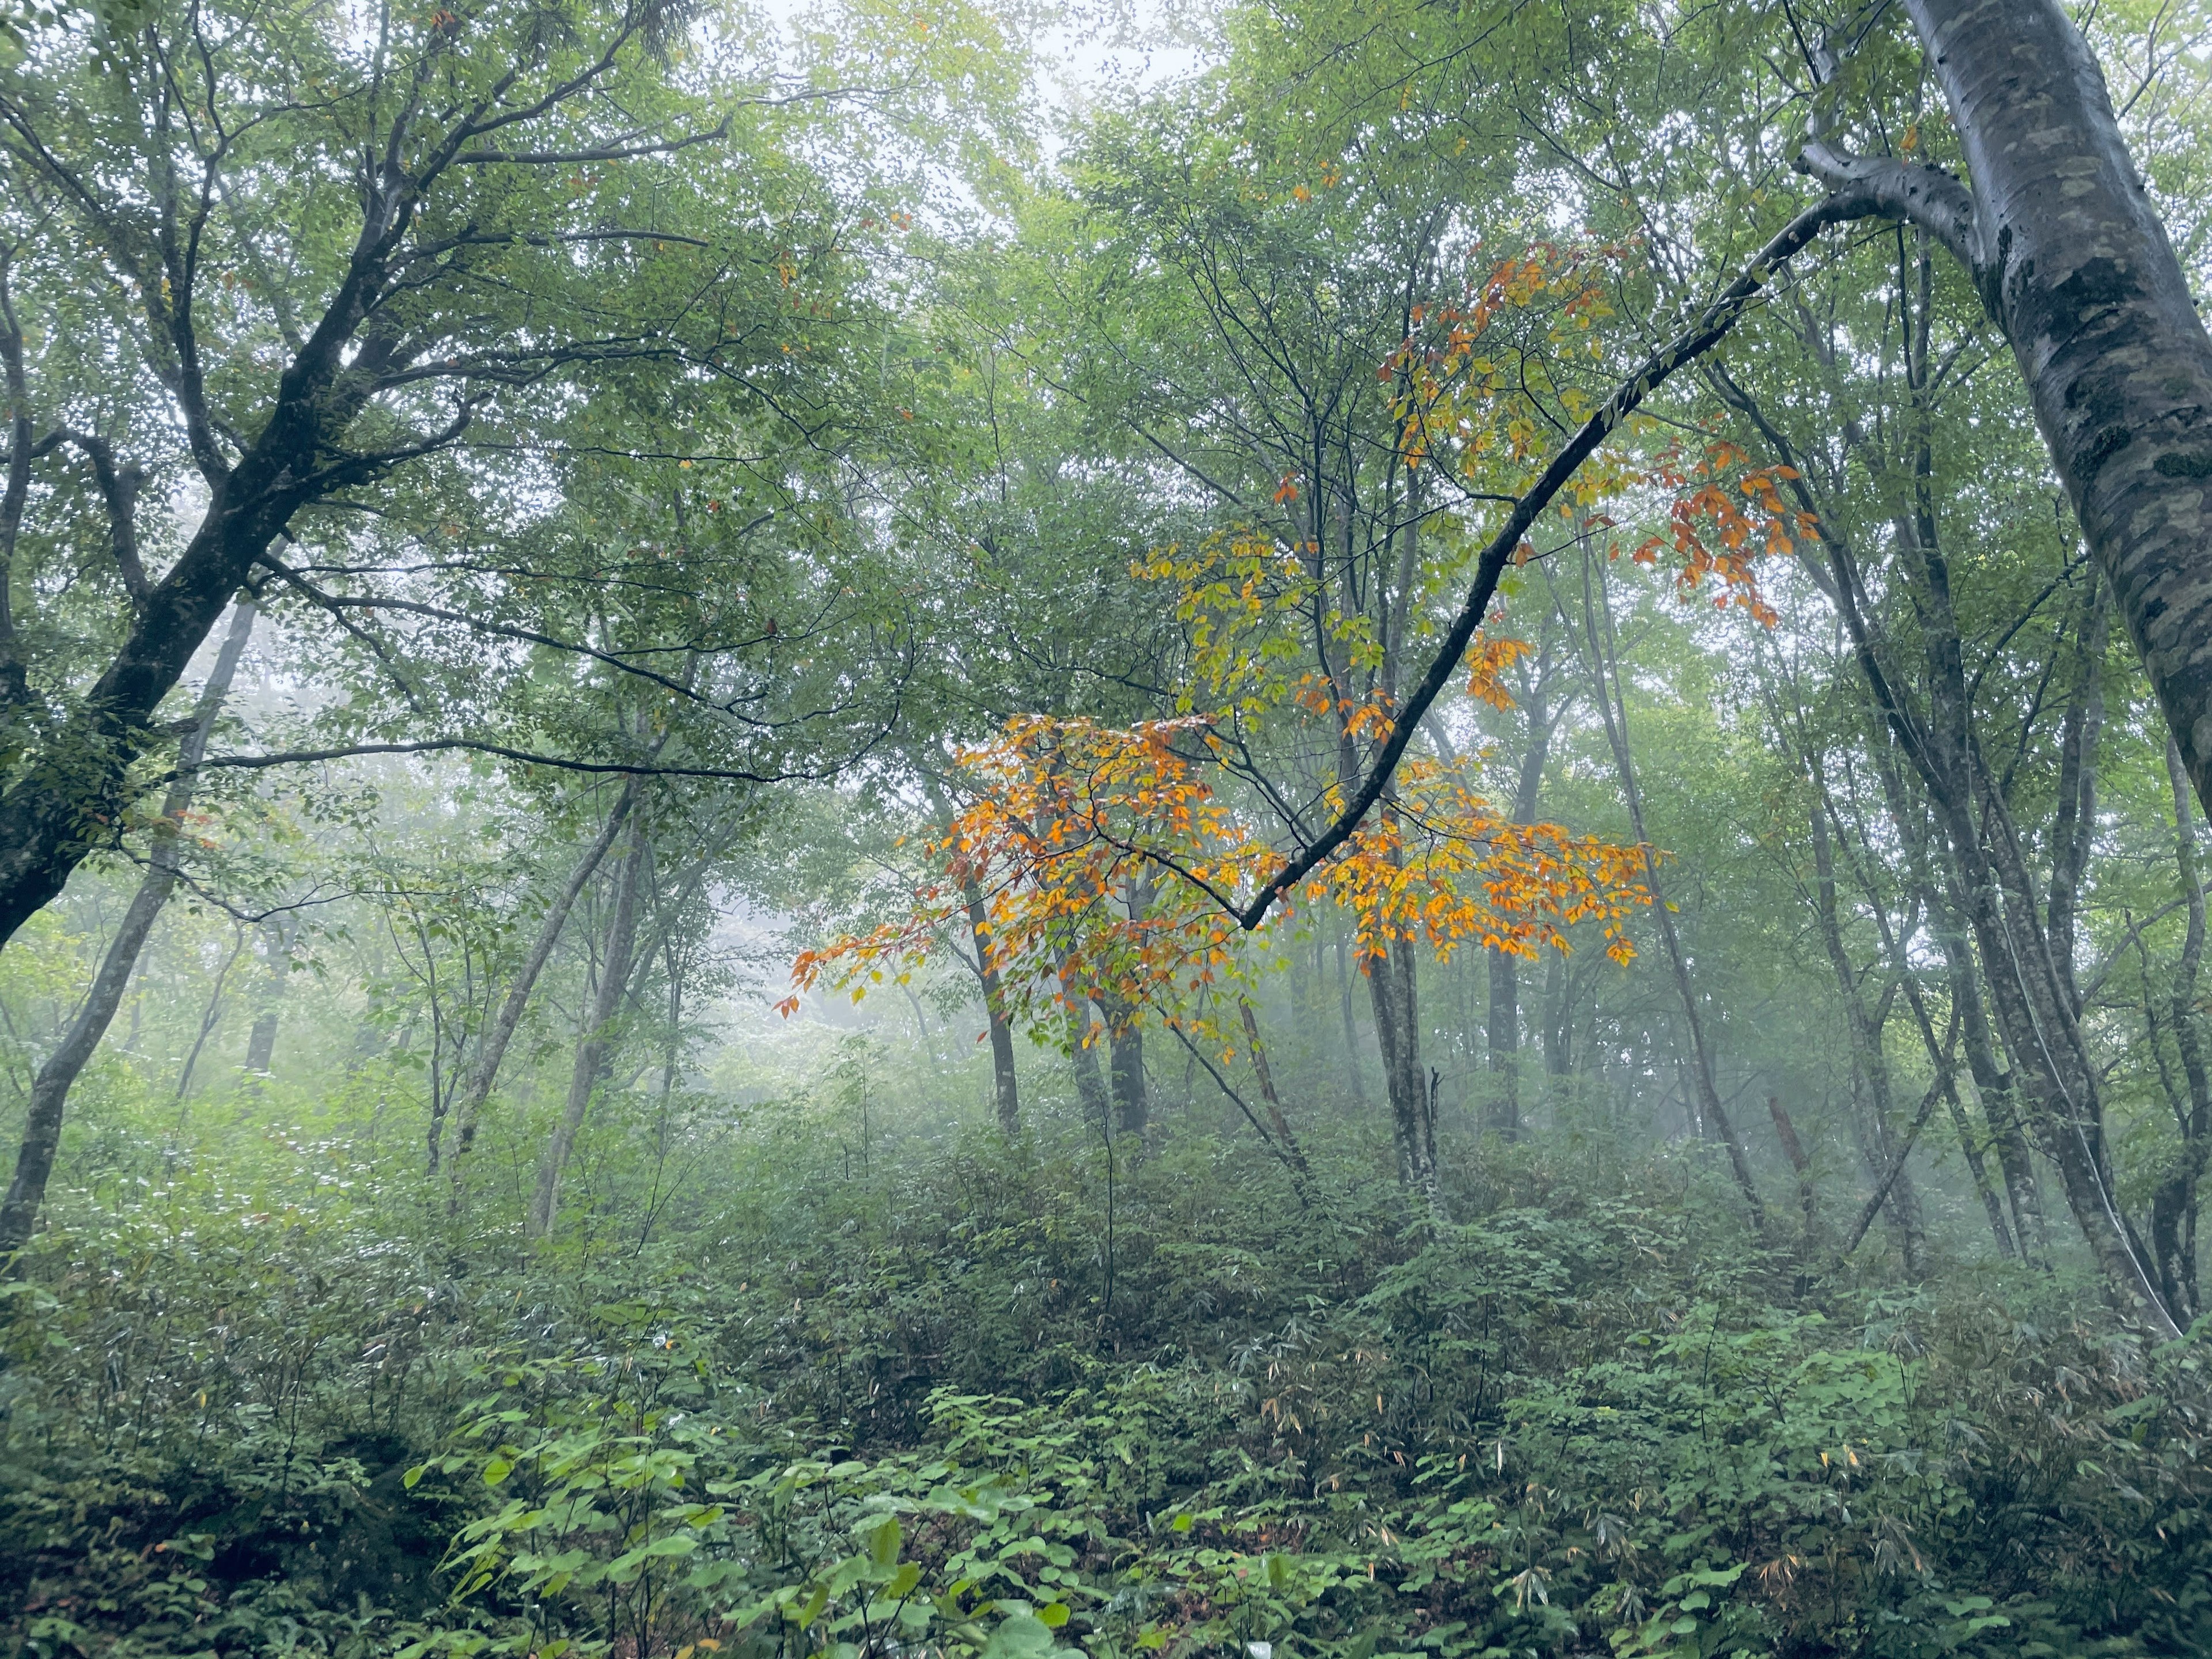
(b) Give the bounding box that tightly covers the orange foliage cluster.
[783,716,1650,1033]
[1384,245,1634,478]
[1376,247,1806,627]
[785,240,1793,1035]
[1626,440,1817,627]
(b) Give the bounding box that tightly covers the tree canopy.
[5,3,2212,1657]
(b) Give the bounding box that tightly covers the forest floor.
[1,1102,2206,1659]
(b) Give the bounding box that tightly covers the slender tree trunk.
[0,259,37,708]
[442,778,637,1176]
[1096,994,1148,1138]
[1813,730,2020,1263]
[1071,1010,1109,1125]
[0,600,257,1259]
[1059,954,1110,1128]
[1576,552,1765,1231]
[1540,950,1573,1079]
[1334,929,1368,1108]
[1368,919,1434,1200]
[1238,997,1309,1173]
[1485,948,1520,1139]
[1808,801,1925,1273]
[961,874,1020,1134]
[242,912,300,1075]
[1870,716,2041,1260]
[1485,691,1556,1140]
[2152,735,2210,1321]
[1767,1096,1818,1262]
[526,827,647,1241]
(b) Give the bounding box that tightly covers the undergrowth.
[1,1106,2206,1659]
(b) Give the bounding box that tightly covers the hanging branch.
[1236,190,1888,931]
[1164,1019,1313,1203]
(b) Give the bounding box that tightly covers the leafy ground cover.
[3,1109,2204,1659]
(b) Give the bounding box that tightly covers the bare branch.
[451,114,731,165]
[1234,191,1893,931]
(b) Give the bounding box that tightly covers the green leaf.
[865,1514,903,1570]
[981,1612,1058,1659]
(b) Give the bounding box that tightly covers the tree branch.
[451,115,731,165]
[58,430,149,605]
[188,739,812,782]
[1234,190,1890,930]
[1794,143,1983,280]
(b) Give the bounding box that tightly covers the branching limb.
[58,430,149,605]
[1236,190,1892,930]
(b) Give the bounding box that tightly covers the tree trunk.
[961,874,1020,1134]
[1807,800,1925,1274]
[242,912,300,1076]
[0,599,257,1259]
[1052,939,1111,1126]
[1097,995,1148,1138]
[2152,734,2210,1323]
[526,827,648,1241]
[1767,1096,1818,1261]
[1368,923,1434,1199]
[1072,1014,1109,1124]
[1484,949,1519,1140]
[1806,0,2212,823]
[1574,551,1765,1231]
[1540,950,1573,1078]
[1334,929,1369,1107]
[442,778,637,1176]
[1485,688,1557,1141]
[1238,997,1308,1172]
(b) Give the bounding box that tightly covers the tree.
[787,713,1651,1183]
[1801,1,2212,823]
[0,596,252,1258]
[0,0,910,960]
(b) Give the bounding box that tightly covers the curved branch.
[188,739,806,782]
[1235,190,1892,931]
[1795,142,1984,281]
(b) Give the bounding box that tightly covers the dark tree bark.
[1097,994,1149,1138]
[242,912,300,1076]
[1368,921,1434,1198]
[960,874,1021,1135]
[1540,950,1574,1080]
[0,599,256,1259]
[1484,639,1563,1141]
[1058,948,1111,1128]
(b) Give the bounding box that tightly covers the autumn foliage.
[787,243,1806,1041]
[783,714,1652,1038]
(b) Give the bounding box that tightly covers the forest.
[2,0,2211,1654]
